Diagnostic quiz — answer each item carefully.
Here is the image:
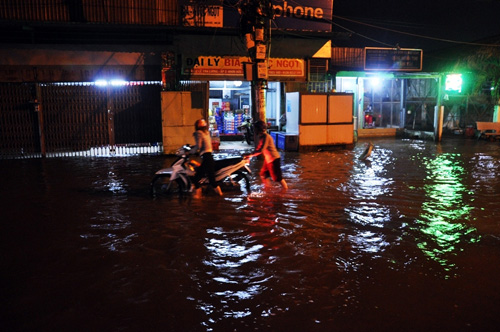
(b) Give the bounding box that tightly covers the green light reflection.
[414,153,479,272]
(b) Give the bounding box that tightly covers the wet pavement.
[1,136,500,331]
[219,139,254,153]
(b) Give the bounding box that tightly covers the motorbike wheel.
[151,174,185,196]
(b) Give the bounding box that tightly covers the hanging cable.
[333,15,500,48]
[332,21,396,47]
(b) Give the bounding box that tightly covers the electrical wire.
[332,15,500,48]
[331,21,395,47]
[190,1,500,49]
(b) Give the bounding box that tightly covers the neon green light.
[413,154,479,273]
[445,74,463,93]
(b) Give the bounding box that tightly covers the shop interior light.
[369,77,381,90]
[233,80,243,87]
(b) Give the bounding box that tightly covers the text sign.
[180,0,333,32]
[182,5,223,28]
[182,56,305,78]
[271,0,333,32]
[364,48,423,71]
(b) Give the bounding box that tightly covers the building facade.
[0,0,334,157]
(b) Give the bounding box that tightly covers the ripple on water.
[3,139,500,331]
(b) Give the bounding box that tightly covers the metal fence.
[0,83,40,157]
[0,82,163,159]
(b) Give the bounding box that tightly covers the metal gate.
[0,83,40,158]
[443,95,496,130]
[0,82,162,159]
[403,78,439,131]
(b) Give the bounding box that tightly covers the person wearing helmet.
[245,120,288,190]
[191,118,223,198]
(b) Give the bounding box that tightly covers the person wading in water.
[245,120,288,190]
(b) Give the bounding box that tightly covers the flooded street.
[2,137,500,332]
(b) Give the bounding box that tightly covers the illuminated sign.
[180,0,333,32]
[364,47,423,71]
[267,58,304,76]
[272,0,333,31]
[272,1,325,20]
[182,56,305,79]
[182,5,223,28]
[445,74,463,93]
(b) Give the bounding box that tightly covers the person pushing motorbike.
[245,120,288,190]
[190,118,223,198]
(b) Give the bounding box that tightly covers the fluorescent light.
[95,79,108,87]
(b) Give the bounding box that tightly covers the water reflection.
[343,144,396,262]
[346,145,395,221]
[3,139,500,331]
[470,153,500,193]
[204,228,264,268]
[197,196,289,326]
[202,227,267,319]
[414,151,479,273]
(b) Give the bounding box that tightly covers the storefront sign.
[181,4,223,28]
[180,0,333,32]
[272,0,333,31]
[364,47,423,71]
[267,58,304,76]
[182,56,305,79]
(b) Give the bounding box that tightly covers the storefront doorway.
[208,80,281,139]
[336,72,441,133]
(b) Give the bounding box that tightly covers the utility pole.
[239,0,273,123]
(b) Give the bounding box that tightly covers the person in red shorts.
[245,120,288,190]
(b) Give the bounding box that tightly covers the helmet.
[253,120,267,133]
[195,119,208,131]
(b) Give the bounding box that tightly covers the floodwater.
[1,137,500,332]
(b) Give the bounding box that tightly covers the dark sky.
[332,0,500,52]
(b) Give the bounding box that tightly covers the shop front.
[159,55,306,153]
[184,55,305,137]
[208,80,282,139]
[335,71,442,138]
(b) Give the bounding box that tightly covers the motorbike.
[237,115,254,145]
[151,144,251,196]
